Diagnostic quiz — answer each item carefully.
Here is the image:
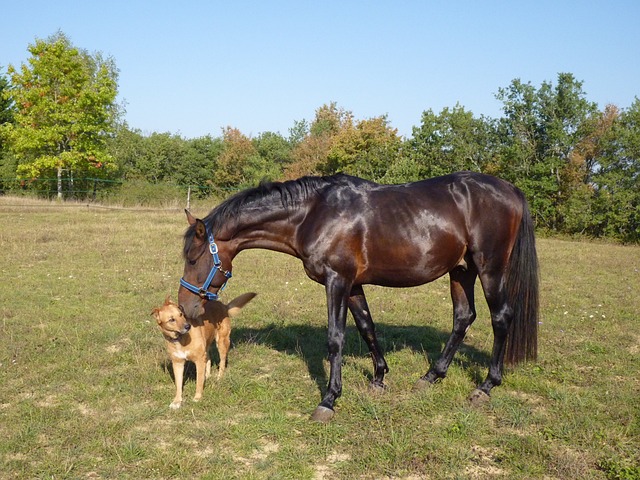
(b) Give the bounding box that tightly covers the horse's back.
[402,172,525,261]
[369,171,523,230]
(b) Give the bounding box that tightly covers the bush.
[98,179,188,207]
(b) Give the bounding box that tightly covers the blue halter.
[180,230,232,301]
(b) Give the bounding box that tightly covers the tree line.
[1,33,639,242]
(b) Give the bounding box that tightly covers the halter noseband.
[180,229,232,301]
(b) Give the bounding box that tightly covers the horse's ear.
[195,219,207,239]
[185,209,206,240]
[185,209,197,226]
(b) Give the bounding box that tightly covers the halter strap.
[180,230,232,301]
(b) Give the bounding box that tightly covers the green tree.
[288,119,309,147]
[179,135,224,195]
[495,73,597,229]
[557,104,618,235]
[590,99,640,241]
[0,32,120,198]
[245,131,293,183]
[285,102,351,178]
[254,131,292,167]
[325,115,402,180]
[141,132,189,183]
[310,102,350,137]
[216,127,259,188]
[107,123,147,179]
[404,104,491,179]
[0,67,13,126]
[0,66,17,191]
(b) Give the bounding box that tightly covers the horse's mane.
[183,174,362,256]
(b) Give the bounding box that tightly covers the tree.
[494,73,597,229]
[0,66,17,192]
[405,104,491,179]
[142,132,189,183]
[0,32,120,198]
[246,131,293,183]
[557,104,618,234]
[216,127,259,188]
[590,99,640,241]
[325,115,402,180]
[0,67,13,126]
[180,135,224,195]
[107,123,147,179]
[285,102,351,179]
[288,119,309,147]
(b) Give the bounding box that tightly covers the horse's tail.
[505,195,539,365]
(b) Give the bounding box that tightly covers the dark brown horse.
[179,172,539,422]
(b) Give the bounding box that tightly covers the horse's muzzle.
[178,289,206,320]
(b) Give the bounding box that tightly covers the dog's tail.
[227,292,257,317]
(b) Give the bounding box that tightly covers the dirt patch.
[313,452,351,479]
[237,439,280,468]
[463,445,507,478]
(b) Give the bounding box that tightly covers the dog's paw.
[193,396,202,403]
[169,401,182,409]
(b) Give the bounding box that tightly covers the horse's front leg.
[311,275,350,423]
[349,285,388,391]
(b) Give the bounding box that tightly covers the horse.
[178,172,539,423]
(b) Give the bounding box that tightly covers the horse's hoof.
[412,378,432,392]
[369,381,386,395]
[310,406,335,423]
[468,388,490,406]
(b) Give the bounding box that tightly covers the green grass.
[1,198,639,479]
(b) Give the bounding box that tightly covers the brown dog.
[152,293,256,409]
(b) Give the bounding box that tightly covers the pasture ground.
[0,197,638,479]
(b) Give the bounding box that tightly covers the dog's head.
[151,296,191,341]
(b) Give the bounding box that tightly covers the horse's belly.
[361,264,450,287]
[358,244,464,287]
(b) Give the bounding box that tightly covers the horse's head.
[178,210,233,319]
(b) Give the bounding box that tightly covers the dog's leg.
[193,357,206,402]
[205,355,212,380]
[216,334,231,380]
[170,360,185,409]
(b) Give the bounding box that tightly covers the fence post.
[186,186,191,210]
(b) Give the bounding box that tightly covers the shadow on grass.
[161,353,227,386]
[228,323,491,398]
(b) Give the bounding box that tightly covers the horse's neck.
[229,209,301,257]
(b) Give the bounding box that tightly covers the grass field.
[1,197,638,479]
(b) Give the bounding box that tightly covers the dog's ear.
[163,295,172,306]
[151,307,161,323]
[227,292,257,317]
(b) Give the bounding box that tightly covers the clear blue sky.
[2,1,638,139]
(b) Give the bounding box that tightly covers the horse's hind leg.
[470,271,512,402]
[349,285,389,391]
[415,265,477,389]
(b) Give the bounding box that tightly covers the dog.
[151,292,256,409]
